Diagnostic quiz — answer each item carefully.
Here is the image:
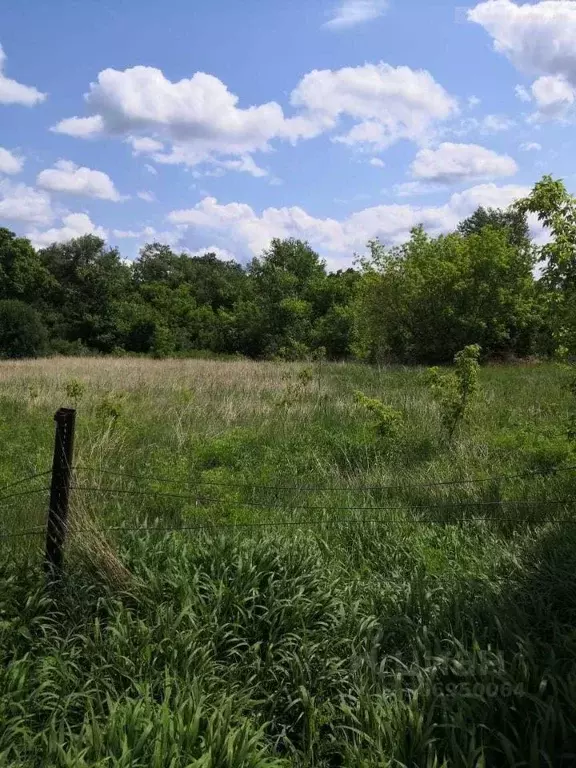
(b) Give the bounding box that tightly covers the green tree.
[515,175,576,354]
[247,238,328,358]
[0,228,54,304]
[353,225,537,364]
[458,206,531,250]
[40,235,133,351]
[0,300,48,358]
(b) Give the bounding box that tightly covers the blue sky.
[1,0,575,268]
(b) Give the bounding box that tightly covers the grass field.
[2,357,576,766]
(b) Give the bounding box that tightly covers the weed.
[353,390,403,451]
[424,344,481,441]
[65,378,86,407]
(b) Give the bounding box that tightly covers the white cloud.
[144,163,158,175]
[530,74,576,120]
[0,147,23,174]
[0,44,46,106]
[410,142,517,184]
[51,115,104,137]
[468,95,481,108]
[481,114,515,132]
[324,0,388,29]
[0,180,53,225]
[470,1,576,121]
[52,61,457,172]
[519,141,542,152]
[469,1,576,82]
[128,136,164,154]
[515,84,532,102]
[167,182,532,268]
[369,157,385,167]
[37,160,123,201]
[291,63,458,150]
[28,213,107,248]
[186,245,236,260]
[53,66,287,171]
[137,190,155,202]
[453,113,515,138]
[166,153,268,177]
[110,226,184,249]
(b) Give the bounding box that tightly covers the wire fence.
[3,461,576,543]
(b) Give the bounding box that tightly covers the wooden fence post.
[45,408,76,576]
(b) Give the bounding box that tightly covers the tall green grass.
[1,357,576,765]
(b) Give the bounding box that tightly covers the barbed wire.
[73,463,576,495]
[3,516,574,542]
[69,485,576,512]
[0,487,51,505]
[0,471,51,496]
[0,527,45,540]
[35,517,576,538]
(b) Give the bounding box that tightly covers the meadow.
[1,356,576,767]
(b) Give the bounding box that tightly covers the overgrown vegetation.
[1,357,576,765]
[1,175,576,364]
[424,344,482,441]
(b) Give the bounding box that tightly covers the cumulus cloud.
[324,0,388,29]
[0,180,53,225]
[51,61,457,172]
[291,63,458,150]
[469,0,576,80]
[0,147,23,174]
[51,115,103,138]
[410,142,518,184]
[0,44,46,106]
[53,66,287,170]
[28,213,107,248]
[167,183,532,268]
[530,74,576,120]
[470,0,576,121]
[369,158,385,167]
[128,136,164,154]
[37,160,123,201]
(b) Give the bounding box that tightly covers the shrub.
[0,300,48,359]
[65,378,86,406]
[354,390,403,450]
[424,344,481,440]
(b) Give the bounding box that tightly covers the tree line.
[0,175,575,364]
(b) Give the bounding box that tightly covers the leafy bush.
[65,378,86,406]
[0,299,48,359]
[354,390,403,450]
[424,344,481,440]
[96,392,125,425]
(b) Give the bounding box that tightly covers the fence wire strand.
[74,463,576,494]
[69,485,576,512]
[0,471,51,496]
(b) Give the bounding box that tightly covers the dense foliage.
[1,175,576,362]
